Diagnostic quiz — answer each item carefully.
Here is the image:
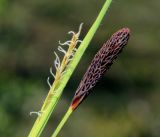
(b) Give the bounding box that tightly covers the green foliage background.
[0,0,160,137]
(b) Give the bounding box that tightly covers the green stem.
[28,95,60,137]
[51,108,73,137]
[28,0,112,136]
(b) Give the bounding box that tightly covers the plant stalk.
[28,0,112,136]
[51,108,73,137]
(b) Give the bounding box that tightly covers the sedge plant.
[51,28,130,137]
[28,0,113,137]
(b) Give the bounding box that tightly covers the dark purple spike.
[71,28,130,110]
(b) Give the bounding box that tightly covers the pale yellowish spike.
[41,24,83,112]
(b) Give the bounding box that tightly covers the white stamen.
[68,58,73,62]
[54,60,58,70]
[50,67,55,79]
[47,77,52,89]
[30,111,42,117]
[77,23,83,36]
[77,40,82,43]
[54,52,60,70]
[59,40,71,46]
[73,48,77,52]
[58,46,67,54]
[68,31,75,35]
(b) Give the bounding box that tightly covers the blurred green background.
[0,0,160,137]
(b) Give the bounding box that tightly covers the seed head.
[70,28,130,110]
